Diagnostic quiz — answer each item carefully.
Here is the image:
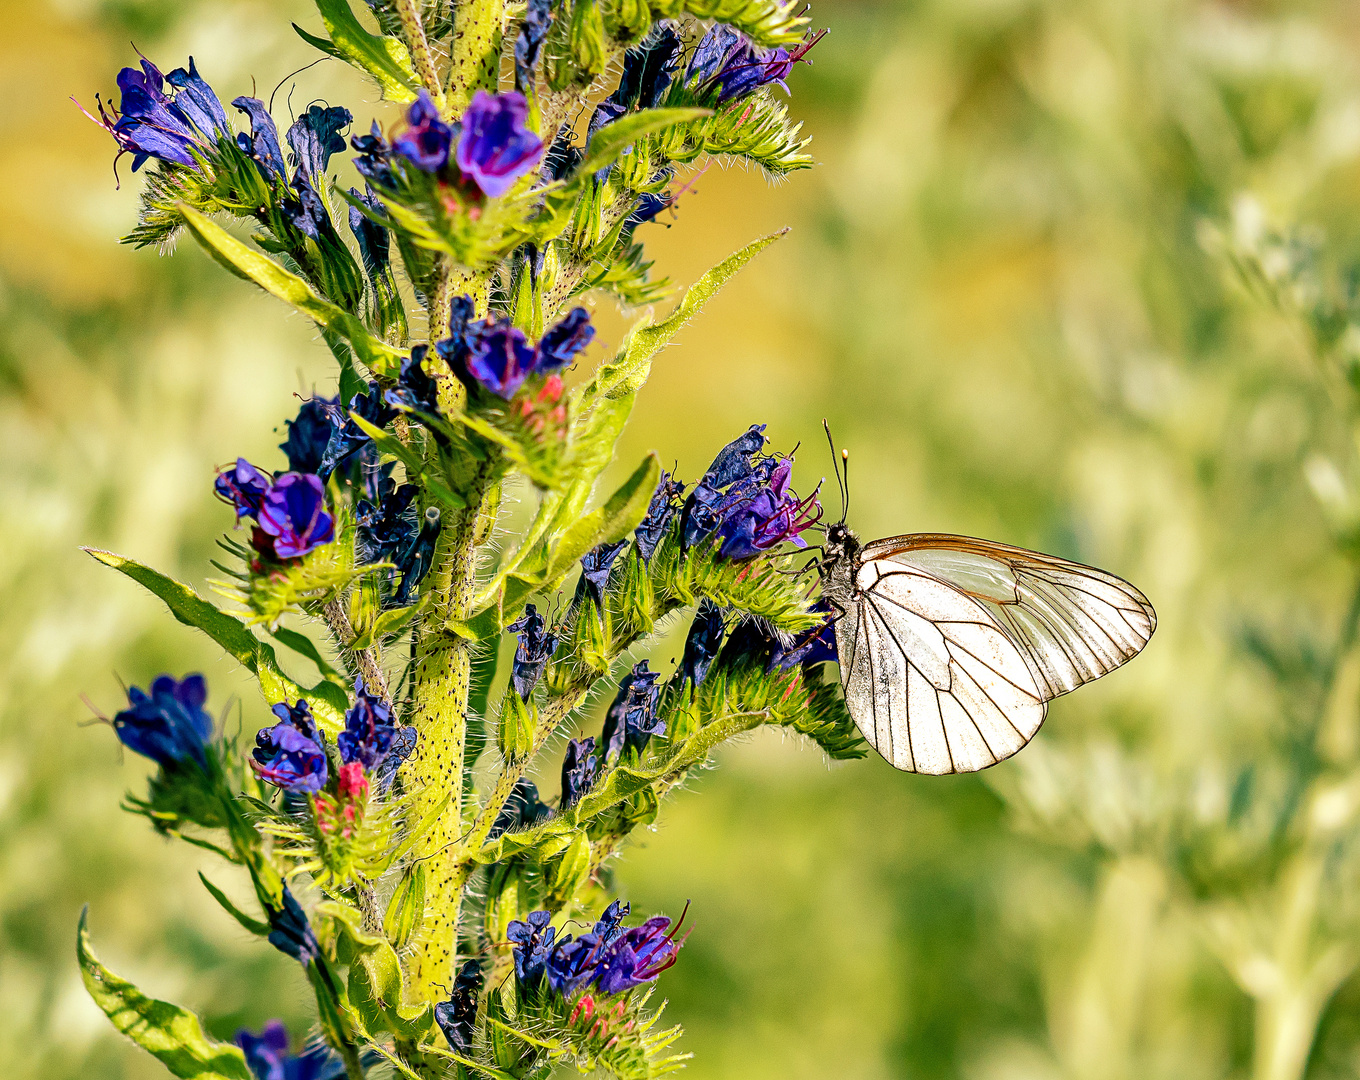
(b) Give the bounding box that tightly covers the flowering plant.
[75,3,853,1078]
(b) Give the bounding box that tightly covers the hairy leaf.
[178,205,402,376]
[296,0,420,103]
[85,548,348,733]
[77,909,253,1080]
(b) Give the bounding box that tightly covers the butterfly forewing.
[839,533,1155,774]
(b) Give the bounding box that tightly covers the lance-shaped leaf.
[77,909,253,1080]
[294,0,420,103]
[198,874,271,937]
[582,229,787,412]
[575,108,712,179]
[85,549,348,734]
[178,205,402,376]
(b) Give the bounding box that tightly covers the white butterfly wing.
[838,534,1155,774]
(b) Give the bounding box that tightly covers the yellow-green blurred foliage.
[9,0,1360,1077]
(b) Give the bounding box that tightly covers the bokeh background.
[9,0,1360,1077]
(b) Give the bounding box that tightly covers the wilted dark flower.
[337,678,400,769]
[284,104,352,239]
[594,913,686,994]
[318,381,396,480]
[576,540,627,607]
[266,885,320,966]
[386,346,442,417]
[434,960,484,1052]
[256,473,335,559]
[488,778,553,839]
[350,120,394,187]
[113,673,213,769]
[680,600,727,689]
[455,90,544,198]
[514,0,554,92]
[601,660,664,761]
[393,90,453,172]
[540,131,583,182]
[252,700,327,793]
[634,473,684,562]
[354,477,418,565]
[594,899,630,945]
[464,317,537,399]
[391,507,442,606]
[507,909,557,991]
[348,187,392,286]
[702,423,767,487]
[536,307,594,371]
[236,1020,347,1080]
[233,96,288,181]
[215,458,271,521]
[507,604,559,700]
[279,397,339,475]
[371,726,417,792]
[719,607,835,672]
[774,603,837,668]
[612,26,682,111]
[560,736,600,809]
[82,56,230,172]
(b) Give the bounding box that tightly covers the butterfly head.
[822,521,860,567]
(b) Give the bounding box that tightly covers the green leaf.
[85,548,348,734]
[583,229,787,410]
[349,600,423,651]
[198,874,270,937]
[268,626,346,685]
[546,453,661,582]
[77,908,253,1080]
[177,205,402,376]
[299,0,420,103]
[575,108,712,178]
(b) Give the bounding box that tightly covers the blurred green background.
[9,0,1360,1077]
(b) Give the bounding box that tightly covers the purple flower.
[720,606,835,672]
[82,56,230,172]
[537,307,595,371]
[215,458,271,521]
[776,603,837,668]
[287,104,351,187]
[576,540,627,608]
[594,914,686,995]
[434,960,483,1052]
[702,423,768,487]
[455,91,544,198]
[337,678,404,769]
[634,473,684,562]
[507,604,558,700]
[252,700,327,793]
[464,317,538,399]
[546,932,604,996]
[266,885,320,967]
[237,1020,347,1080]
[680,600,726,689]
[560,736,600,809]
[687,24,821,105]
[256,473,335,559]
[280,397,340,475]
[714,457,822,560]
[393,90,453,172]
[600,660,664,762]
[113,674,213,769]
[232,96,287,181]
[488,778,553,839]
[507,909,557,991]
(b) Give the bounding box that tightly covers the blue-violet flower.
[392,90,453,172]
[600,660,664,761]
[113,673,213,769]
[252,700,327,793]
[236,1020,347,1080]
[256,473,335,559]
[507,604,559,700]
[455,91,544,198]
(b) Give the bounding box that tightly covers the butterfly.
[819,521,1156,774]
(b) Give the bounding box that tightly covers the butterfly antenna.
[822,420,848,524]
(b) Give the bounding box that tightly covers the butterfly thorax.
[819,523,861,611]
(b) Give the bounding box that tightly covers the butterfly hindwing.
[839,534,1154,775]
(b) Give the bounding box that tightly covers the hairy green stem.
[395,0,447,109]
[322,597,389,701]
[445,0,504,115]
